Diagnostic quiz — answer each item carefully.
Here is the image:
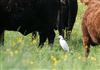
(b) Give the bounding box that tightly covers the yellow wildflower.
[78,56,81,60]
[90,56,96,62]
[6,48,10,52]
[17,37,23,43]
[52,68,56,70]
[32,40,37,44]
[30,61,34,65]
[53,60,58,65]
[51,55,54,59]
[64,54,68,61]
[51,55,58,65]
[9,51,14,57]
[15,50,18,54]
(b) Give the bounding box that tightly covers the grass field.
[0,0,100,70]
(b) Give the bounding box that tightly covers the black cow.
[0,0,59,48]
[58,0,78,39]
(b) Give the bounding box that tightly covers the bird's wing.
[59,39,69,51]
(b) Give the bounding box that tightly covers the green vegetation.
[0,1,100,70]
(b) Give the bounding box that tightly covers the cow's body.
[58,0,78,39]
[81,0,100,57]
[0,0,59,47]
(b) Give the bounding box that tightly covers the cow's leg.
[66,29,71,40]
[65,0,78,39]
[83,35,91,58]
[0,31,4,46]
[83,45,90,58]
[58,28,64,37]
[60,0,69,39]
[58,2,66,38]
[48,30,55,48]
[82,21,90,58]
[68,0,78,30]
[39,31,47,48]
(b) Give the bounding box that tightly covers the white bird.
[58,35,69,52]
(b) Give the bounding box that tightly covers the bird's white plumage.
[58,35,69,52]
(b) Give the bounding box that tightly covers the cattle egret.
[58,35,69,52]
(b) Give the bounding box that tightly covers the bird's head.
[58,35,64,39]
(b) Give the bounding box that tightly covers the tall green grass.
[0,0,100,70]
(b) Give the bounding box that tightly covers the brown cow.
[81,0,100,57]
